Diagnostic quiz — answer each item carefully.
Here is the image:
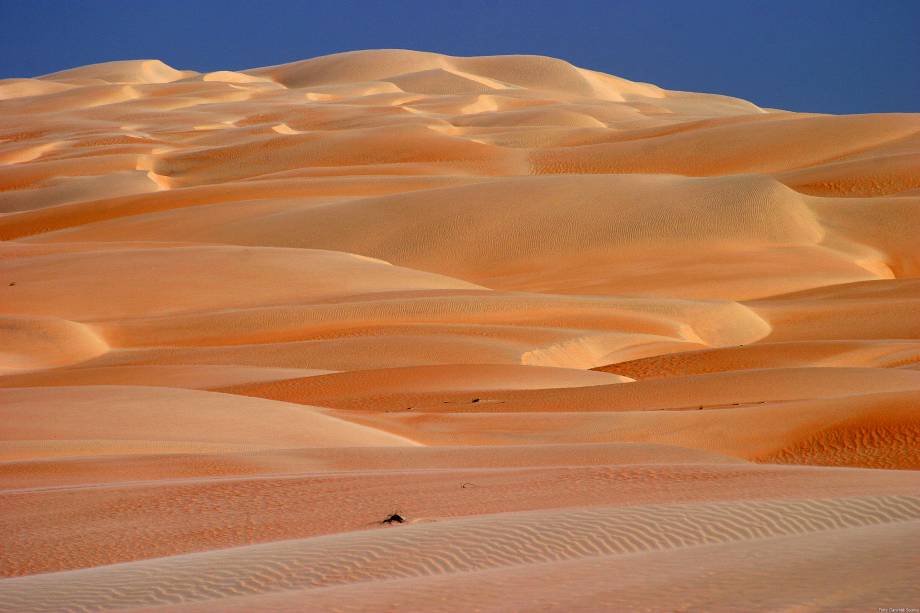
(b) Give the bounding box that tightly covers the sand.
[1,49,918,611]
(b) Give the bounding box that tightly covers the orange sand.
[1,50,918,611]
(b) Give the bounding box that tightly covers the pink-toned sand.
[1,50,918,612]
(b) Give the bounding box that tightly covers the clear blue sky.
[1,0,917,114]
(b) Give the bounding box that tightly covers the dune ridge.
[1,49,918,611]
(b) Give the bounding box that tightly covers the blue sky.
[1,0,917,114]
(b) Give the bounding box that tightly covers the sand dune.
[335,388,920,468]
[2,496,918,611]
[0,386,416,461]
[224,365,920,412]
[0,245,484,320]
[0,315,108,372]
[151,519,920,613]
[1,49,918,610]
[595,339,920,379]
[24,460,908,576]
[0,363,332,390]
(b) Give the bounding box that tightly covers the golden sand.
[1,50,918,611]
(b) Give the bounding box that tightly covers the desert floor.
[1,50,919,612]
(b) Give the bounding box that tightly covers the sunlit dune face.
[1,50,919,612]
